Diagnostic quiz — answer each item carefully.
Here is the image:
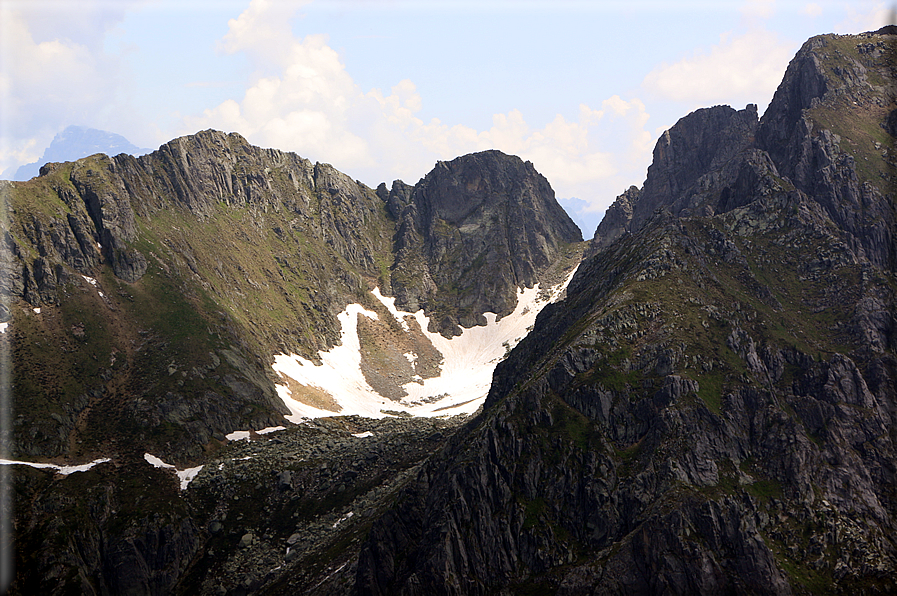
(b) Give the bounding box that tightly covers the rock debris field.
[183,413,468,594]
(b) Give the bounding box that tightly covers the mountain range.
[1,28,895,595]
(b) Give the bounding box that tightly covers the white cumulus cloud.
[185,0,653,217]
[188,20,372,166]
[0,1,132,173]
[740,0,776,20]
[642,29,795,113]
[835,2,891,33]
[803,3,823,18]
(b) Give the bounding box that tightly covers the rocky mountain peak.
[636,104,759,220]
[755,37,829,158]
[412,150,563,226]
[389,150,582,333]
[591,104,759,252]
[757,29,896,268]
[592,29,895,269]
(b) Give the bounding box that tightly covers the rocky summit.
[2,28,897,595]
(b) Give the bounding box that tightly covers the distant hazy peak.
[8,125,151,182]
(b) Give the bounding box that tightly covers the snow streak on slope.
[0,457,111,475]
[272,304,384,420]
[144,453,204,490]
[272,271,575,421]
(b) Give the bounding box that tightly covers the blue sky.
[0,0,891,234]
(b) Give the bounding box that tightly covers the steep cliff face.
[591,104,759,252]
[356,29,897,595]
[758,32,896,269]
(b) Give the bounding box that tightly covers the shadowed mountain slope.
[354,28,897,595]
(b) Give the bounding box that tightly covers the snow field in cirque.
[0,268,575,489]
[272,271,574,421]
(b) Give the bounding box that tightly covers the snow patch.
[0,322,8,334]
[272,304,381,421]
[273,269,576,420]
[225,425,286,441]
[177,466,204,490]
[32,307,40,314]
[0,457,110,475]
[143,453,203,490]
[82,275,98,286]
[257,426,286,435]
[333,511,354,528]
[352,431,374,438]
[143,453,170,468]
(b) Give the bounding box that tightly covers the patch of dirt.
[356,309,443,402]
[280,376,342,412]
